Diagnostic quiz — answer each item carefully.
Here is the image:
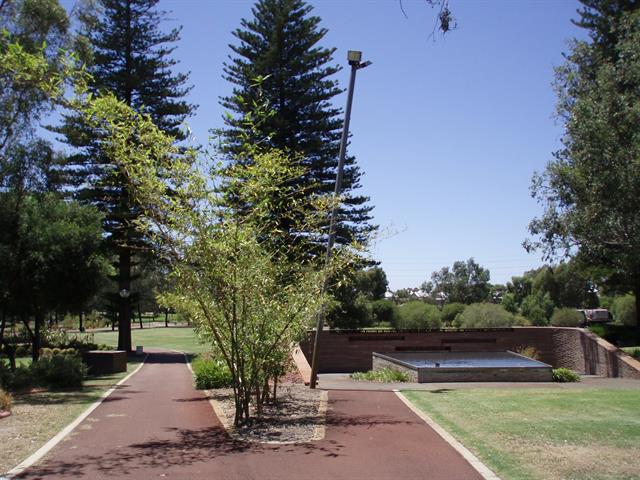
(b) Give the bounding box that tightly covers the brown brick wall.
[299,327,640,379]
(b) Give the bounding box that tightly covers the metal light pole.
[309,50,371,389]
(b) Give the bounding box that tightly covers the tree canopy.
[527,0,640,327]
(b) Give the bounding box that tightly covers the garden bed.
[205,384,327,444]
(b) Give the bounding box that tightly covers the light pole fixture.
[309,50,371,389]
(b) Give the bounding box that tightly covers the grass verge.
[90,327,209,355]
[403,388,640,480]
[0,356,144,474]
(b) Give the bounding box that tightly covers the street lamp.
[309,50,371,389]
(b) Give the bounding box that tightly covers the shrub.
[514,346,540,360]
[4,365,35,391]
[442,303,466,325]
[612,295,636,326]
[552,368,581,383]
[622,347,640,360]
[40,347,79,358]
[351,368,410,383]
[454,303,514,328]
[394,301,442,329]
[0,389,12,412]
[31,354,87,388]
[551,308,585,327]
[371,299,398,325]
[588,323,606,338]
[192,355,233,389]
[15,343,30,357]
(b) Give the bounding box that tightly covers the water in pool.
[382,351,546,368]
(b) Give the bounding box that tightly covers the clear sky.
[60,0,587,290]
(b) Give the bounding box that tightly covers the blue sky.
[61,0,587,289]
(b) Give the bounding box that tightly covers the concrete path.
[16,352,482,480]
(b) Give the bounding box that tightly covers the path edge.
[393,390,501,480]
[5,355,148,478]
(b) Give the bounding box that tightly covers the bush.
[31,354,87,388]
[4,364,35,391]
[514,346,540,360]
[588,323,606,338]
[40,347,79,358]
[442,303,466,325]
[612,295,636,326]
[394,301,442,329]
[351,368,410,383]
[454,303,515,328]
[192,355,233,389]
[551,308,584,327]
[371,299,397,325]
[15,343,30,357]
[552,368,581,383]
[328,293,373,329]
[622,347,640,360]
[0,389,12,412]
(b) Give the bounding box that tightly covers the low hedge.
[552,368,581,383]
[192,355,233,389]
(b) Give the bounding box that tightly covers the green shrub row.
[552,368,581,383]
[350,368,411,383]
[0,353,87,391]
[192,354,233,389]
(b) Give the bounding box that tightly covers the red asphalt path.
[16,352,482,480]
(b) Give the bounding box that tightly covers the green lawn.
[403,388,640,480]
[1,356,144,474]
[90,326,210,355]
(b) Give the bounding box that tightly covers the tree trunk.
[32,312,42,362]
[138,305,143,329]
[117,247,132,352]
[165,308,169,327]
[79,311,84,332]
[635,280,640,333]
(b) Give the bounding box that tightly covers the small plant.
[351,368,411,383]
[0,388,12,412]
[552,368,581,383]
[192,354,233,389]
[514,346,540,360]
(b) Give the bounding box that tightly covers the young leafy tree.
[221,0,376,259]
[76,90,349,424]
[57,0,194,351]
[527,0,640,328]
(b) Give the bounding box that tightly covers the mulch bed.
[205,383,327,444]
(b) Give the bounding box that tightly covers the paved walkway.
[16,352,482,480]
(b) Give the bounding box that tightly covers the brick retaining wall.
[298,327,640,379]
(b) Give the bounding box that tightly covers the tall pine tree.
[58,0,194,351]
[221,0,376,258]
